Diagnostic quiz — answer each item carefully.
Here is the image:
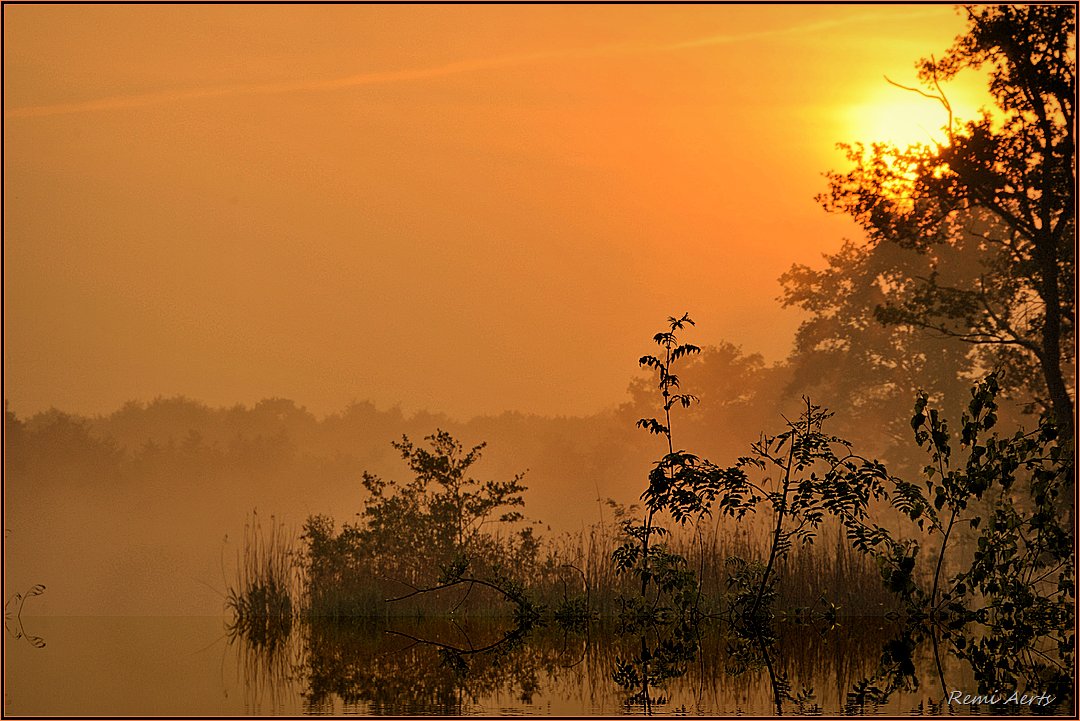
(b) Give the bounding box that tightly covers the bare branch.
[885,58,953,143]
[385,575,523,606]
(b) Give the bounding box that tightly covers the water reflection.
[300,618,570,714]
[224,614,1073,716]
[6,613,1070,716]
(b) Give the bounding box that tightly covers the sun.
[837,76,996,205]
[843,73,994,150]
[845,86,953,149]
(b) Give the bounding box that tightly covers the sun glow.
[846,86,953,149]
[844,73,995,150]
[838,74,996,205]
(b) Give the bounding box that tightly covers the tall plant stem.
[641,341,677,600]
[641,508,656,599]
[753,440,795,618]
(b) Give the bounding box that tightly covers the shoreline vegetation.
[223,315,1072,713]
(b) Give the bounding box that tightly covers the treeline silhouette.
[3,329,995,528]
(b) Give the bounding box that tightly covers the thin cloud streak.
[656,8,947,51]
[5,7,949,120]
[4,51,564,119]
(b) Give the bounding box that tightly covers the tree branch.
[385,576,523,606]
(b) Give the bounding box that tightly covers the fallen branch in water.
[384,576,523,606]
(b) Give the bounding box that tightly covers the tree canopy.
[806,5,1075,442]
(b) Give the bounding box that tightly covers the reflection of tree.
[299,618,563,714]
[302,620,461,714]
[845,617,1072,715]
[723,623,819,717]
[844,624,919,714]
[611,618,701,713]
[958,617,1073,709]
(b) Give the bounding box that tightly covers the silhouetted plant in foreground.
[613,313,706,617]
[606,315,1073,713]
[358,431,532,584]
[609,316,896,711]
[799,372,1074,712]
[907,376,1070,700]
[608,314,718,712]
[711,398,895,630]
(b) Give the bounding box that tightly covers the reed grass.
[226,509,301,645]
[535,510,895,619]
[229,503,896,632]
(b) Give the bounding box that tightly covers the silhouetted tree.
[18,408,124,484]
[356,430,532,584]
[780,239,976,470]
[817,5,1075,444]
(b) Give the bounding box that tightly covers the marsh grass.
[535,507,893,621]
[773,526,896,615]
[226,510,301,645]
[227,503,891,632]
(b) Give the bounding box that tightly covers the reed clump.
[226,509,300,646]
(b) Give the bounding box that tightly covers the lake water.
[6,614,1069,716]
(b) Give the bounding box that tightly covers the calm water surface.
[3,615,1068,716]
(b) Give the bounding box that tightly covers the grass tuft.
[226,509,300,646]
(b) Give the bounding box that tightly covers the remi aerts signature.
[947,690,1056,708]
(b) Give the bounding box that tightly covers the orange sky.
[4,4,992,419]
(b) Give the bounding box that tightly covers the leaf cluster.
[356,430,530,581]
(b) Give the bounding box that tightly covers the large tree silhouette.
[814,5,1074,443]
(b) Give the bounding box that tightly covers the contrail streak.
[654,8,947,51]
[4,8,950,120]
[4,50,565,119]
